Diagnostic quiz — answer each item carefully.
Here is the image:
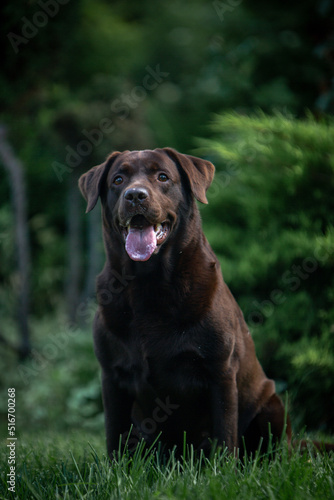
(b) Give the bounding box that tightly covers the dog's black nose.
[124,187,149,204]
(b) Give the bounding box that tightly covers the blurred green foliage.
[0,0,334,435]
[199,112,334,431]
[1,0,333,314]
[1,113,333,436]
[0,316,103,433]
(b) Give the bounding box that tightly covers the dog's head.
[79,148,214,262]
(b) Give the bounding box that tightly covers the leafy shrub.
[0,315,103,434]
[198,112,334,431]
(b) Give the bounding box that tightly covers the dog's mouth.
[120,215,170,262]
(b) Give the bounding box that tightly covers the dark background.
[0,0,334,436]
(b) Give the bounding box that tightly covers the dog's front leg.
[210,376,238,453]
[101,371,134,459]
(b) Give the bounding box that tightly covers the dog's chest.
[112,326,209,396]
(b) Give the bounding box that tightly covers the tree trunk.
[65,174,82,323]
[0,124,31,359]
[82,205,102,300]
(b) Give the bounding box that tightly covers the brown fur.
[79,148,294,458]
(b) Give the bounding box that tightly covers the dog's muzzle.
[120,215,170,261]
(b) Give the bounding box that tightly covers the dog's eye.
[158,173,168,182]
[113,176,123,185]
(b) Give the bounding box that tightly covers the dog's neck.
[98,202,219,326]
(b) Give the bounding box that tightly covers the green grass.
[1,432,334,499]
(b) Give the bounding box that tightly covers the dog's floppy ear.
[78,152,121,213]
[162,147,215,204]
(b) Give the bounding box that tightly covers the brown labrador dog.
[79,148,291,458]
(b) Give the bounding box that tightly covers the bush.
[198,112,334,432]
[0,315,103,434]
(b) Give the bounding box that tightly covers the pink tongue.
[125,225,157,261]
